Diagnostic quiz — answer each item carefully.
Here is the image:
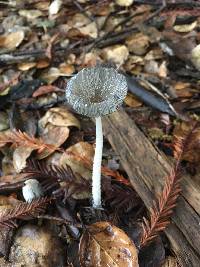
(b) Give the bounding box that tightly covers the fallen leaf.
[116,0,134,7]
[19,9,43,20]
[49,0,63,16]
[38,107,80,128]
[191,44,200,71]
[36,59,50,69]
[32,85,62,97]
[79,221,139,267]
[79,22,98,38]
[0,31,24,50]
[173,21,197,33]
[126,33,149,56]
[59,63,75,75]
[124,93,142,108]
[40,67,72,84]
[102,45,129,66]
[59,142,94,180]
[17,62,36,71]
[13,146,33,173]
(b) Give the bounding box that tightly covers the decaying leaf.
[173,21,197,33]
[124,93,142,108]
[102,45,129,66]
[173,121,200,163]
[60,142,94,180]
[32,85,62,97]
[79,221,139,267]
[40,67,72,84]
[116,0,134,7]
[38,107,80,129]
[126,33,149,56]
[13,146,34,173]
[38,107,80,158]
[191,44,200,71]
[17,62,36,71]
[0,31,24,50]
[19,9,43,20]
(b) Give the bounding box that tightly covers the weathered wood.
[102,109,200,266]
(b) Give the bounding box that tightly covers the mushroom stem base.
[92,116,103,208]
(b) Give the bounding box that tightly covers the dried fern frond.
[0,197,52,229]
[140,121,199,248]
[104,184,140,212]
[23,160,90,197]
[0,130,57,155]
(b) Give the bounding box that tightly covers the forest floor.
[0,1,200,266]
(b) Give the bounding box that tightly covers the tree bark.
[102,109,200,266]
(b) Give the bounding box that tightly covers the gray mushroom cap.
[65,66,127,117]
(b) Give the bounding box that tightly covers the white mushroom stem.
[92,116,103,208]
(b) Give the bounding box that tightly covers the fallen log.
[102,109,200,266]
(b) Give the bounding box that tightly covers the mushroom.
[66,66,127,208]
[22,179,44,203]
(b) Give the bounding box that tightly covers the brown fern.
[0,197,52,229]
[140,121,199,248]
[0,130,58,155]
[23,160,90,197]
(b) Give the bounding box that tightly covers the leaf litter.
[0,0,200,266]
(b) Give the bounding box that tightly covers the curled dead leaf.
[13,146,34,173]
[124,93,142,108]
[60,142,94,180]
[79,221,139,267]
[0,31,24,50]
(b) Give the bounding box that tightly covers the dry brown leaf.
[173,121,200,163]
[60,142,94,180]
[124,93,142,108]
[36,59,50,69]
[17,62,36,71]
[40,67,72,84]
[38,107,80,128]
[79,221,139,267]
[59,63,75,75]
[126,32,149,56]
[38,124,69,159]
[32,85,62,97]
[102,45,129,66]
[13,146,33,173]
[173,21,197,33]
[0,31,24,50]
[79,22,98,38]
[116,0,134,7]
[19,9,43,20]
